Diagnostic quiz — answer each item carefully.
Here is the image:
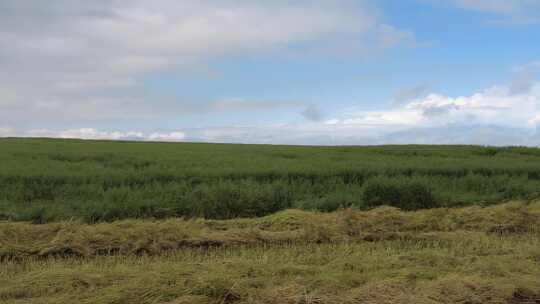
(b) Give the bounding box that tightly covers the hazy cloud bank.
[2,78,539,146]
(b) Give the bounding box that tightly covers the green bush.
[361,178,438,210]
[296,192,361,212]
[174,181,294,219]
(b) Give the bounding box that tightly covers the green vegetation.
[1,139,539,303]
[1,201,540,303]
[2,138,540,222]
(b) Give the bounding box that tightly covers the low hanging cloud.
[2,75,540,145]
[4,128,187,142]
[174,76,540,145]
[348,82,540,130]
[147,132,187,142]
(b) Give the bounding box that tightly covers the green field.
[1,138,540,303]
[2,138,540,223]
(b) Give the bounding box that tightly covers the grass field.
[1,138,540,303]
[2,138,540,222]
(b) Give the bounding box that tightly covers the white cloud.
[2,1,536,148]
[148,131,186,141]
[393,85,430,106]
[0,126,15,137]
[26,128,146,141]
[360,82,540,129]
[377,24,419,48]
[439,0,540,23]
[0,0,415,125]
[510,71,536,95]
[2,80,540,146]
[216,77,531,146]
[2,128,186,142]
[450,0,537,14]
[529,114,540,126]
[212,99,303,111]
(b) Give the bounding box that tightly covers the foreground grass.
[1,202,540,303]
[1,237,540,303]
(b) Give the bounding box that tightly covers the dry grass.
[1,238,539,303]
[1,201,539,259]
[1,201,539,303]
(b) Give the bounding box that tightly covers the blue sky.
[1,0,540,145]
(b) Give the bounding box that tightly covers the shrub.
[362,178,438,210]
[296,192,360,212]
[174,181,294,219]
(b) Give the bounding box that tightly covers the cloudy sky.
[1,0,540,145]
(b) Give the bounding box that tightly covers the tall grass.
[2,138,540,222]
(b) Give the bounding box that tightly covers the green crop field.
[2,138,540,223]
[1,138,540,303]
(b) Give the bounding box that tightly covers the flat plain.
[1,138,539,303]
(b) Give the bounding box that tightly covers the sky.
[1,0,540,145]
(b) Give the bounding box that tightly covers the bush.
[174,181,294,219]
[296,192,361,212]
[361,178,438,210]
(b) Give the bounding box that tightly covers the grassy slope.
[3,138,540,222]
[1,202,540,303]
